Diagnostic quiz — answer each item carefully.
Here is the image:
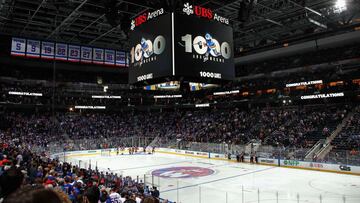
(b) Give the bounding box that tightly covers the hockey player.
[140,38,153,58]
[203,33,221,62]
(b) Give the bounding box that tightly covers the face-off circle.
[151,166,215,178]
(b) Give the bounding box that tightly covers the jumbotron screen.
[129,10,234,84]
[129,13,172,84]
[174,14,234,81]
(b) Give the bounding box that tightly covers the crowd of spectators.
[0,99,358,202]
[261,105,347,147]
[325,106,360,165]
[0,138,165,203]
[332,106,360,151]
[0,104,350,150]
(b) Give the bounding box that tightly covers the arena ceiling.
[0,0,359,53]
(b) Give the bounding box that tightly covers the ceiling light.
[334,0,347,13]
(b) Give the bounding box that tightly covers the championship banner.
[115,51,126,67]
[93,48,104,64]
[81,46,92,63]
[104,49,115,66]
[11,38,26,56]
[26,40,41,58]
[68,45,80,62]
[41,41,55,59]
[55,43,68,61]
[10,37,129,68]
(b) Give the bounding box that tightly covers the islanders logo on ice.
[151,166,215,178]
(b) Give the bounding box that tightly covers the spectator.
[0,167,24,200]
[3,186,64,203]
[82,186,100,203]
[150,187,159,198]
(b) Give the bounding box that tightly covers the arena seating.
[325,106,360,165]
[0,104,351,148]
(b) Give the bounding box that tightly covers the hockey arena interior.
[1,0,360,203]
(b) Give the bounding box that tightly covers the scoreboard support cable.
[172,12,176,76]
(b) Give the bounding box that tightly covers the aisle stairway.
[313,110,355,160]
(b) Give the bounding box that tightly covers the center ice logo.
[152,166,215,178]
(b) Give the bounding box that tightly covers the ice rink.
[66,152,360,203]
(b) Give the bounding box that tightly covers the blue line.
[161,166,276,193]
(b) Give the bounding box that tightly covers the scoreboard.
[174,14,233,81]
[128,4,234,84]
[129,13,172,83]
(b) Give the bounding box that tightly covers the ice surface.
[67,152,360,203]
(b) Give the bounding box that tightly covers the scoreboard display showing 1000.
[128,12,234,84]
[174,13,234,81]
[180,34,231,61]
[130,35,166,64]
[129,14,173,84]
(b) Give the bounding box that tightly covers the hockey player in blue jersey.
[140,37,153,58]
[203,33,221,62]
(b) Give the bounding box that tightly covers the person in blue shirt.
[63,176,74,200]
[72,181,82,203]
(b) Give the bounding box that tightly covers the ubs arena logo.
[179,33,231,63]
[182,2,229,25]
[131,8,164,31]
[130,35,166,67]
[151,166,215,178]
